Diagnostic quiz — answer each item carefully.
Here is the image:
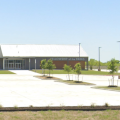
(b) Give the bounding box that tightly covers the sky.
[0,0,120,62]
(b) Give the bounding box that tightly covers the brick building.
[0,44,88,70]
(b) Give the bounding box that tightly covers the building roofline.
[0,44,80,46]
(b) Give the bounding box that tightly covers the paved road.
[0,70,118,107]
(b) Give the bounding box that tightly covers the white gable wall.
[0,46,3,58]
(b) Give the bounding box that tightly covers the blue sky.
[0,0,120,62]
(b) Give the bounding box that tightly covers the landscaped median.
[35,75,95,85]
[93,86,120,92]
[55,80,95,85]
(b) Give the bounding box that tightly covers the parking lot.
[0,70,119,107]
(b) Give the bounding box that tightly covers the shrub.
[104,103,109,107]
[14,105,18,109]
[91,103,95,108]
[29,105,33,107]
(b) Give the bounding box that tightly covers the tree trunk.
[112,75,114,85]
[44,69,45,76]
[68,72,70,80]
[49,70,50,77]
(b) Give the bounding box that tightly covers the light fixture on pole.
[79,43,81,59]
[98,47,101,71]
[117,41,120,70]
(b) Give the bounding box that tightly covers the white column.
[3,58,5,70]
[29,58,30,70]
[35,59,36,72]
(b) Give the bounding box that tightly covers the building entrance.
[15,63,21,69]
[8,63,14,69]
[4,59,25,70]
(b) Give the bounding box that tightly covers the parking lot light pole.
[99,47,101,71]
[79,43,81,59]
[117,41,120,70]
[79,43,81,70]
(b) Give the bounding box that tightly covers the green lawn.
[93,86,120,91]
[0,70,15,74]
[32,70,120,75]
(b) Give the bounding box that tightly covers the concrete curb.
[0,106,120,111]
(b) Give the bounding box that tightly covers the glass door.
[8,63,14,69]
[4,59,25,70]
[15,63,21,69]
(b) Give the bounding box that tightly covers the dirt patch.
[35,76,62,80]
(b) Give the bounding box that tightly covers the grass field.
[94,86,120,91]
[0,110,119,120]
[0,70,14,74]
[32,69,120,75]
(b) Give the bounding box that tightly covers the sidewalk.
[9,70,41,76]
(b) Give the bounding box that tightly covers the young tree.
[107,58,118,86]
[74,63,81,81]
[63,64,72,80]
[46,59,56,77]
[40,59,47,76]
